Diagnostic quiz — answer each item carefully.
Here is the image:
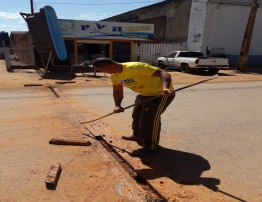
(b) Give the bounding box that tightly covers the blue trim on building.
[228,55,262,67]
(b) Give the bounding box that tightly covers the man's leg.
[131,94,175,156]
[122,95,141,141]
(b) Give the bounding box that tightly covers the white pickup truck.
[157,51,229,74]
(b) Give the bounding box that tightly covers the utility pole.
[30,0,34,15]
[236,0,259,73]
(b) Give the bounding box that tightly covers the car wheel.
[157,61,165,69]
[180,64,191,73]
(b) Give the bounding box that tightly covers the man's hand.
[163,88,174,96]
[113,84,124,112]
[152,69,173,96]
[114,106,124,113]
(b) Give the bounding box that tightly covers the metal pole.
[43,51,52,76]
[80,74,218,124]
[236,0,258,73]
[30,0,34,15]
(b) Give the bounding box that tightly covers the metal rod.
[30,0,34,15]
[80,74,218,124]
[43,51,52,76]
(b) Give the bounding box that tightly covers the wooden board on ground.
[49,138,92,146]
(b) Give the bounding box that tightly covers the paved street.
[2,57,262,201]
[64,81,262,201]
[0,87,146,201]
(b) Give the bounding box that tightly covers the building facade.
[104,0,262,66]
[58,19,154,66]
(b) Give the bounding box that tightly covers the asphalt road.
[64,81,262,202]
[0,87,147,201]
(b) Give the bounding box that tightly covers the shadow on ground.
[136,146,247,201]
[246,66,262,75]
[192,71,235,77]
[40,69,106,80]
[167,66,262,76]
[166,69,236,76]
[137,146,220,191]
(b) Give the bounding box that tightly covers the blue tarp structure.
[0,32,9,40]
[21,6,67,61]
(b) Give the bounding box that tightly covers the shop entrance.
[112,41,131,62]
[77,41,109,65]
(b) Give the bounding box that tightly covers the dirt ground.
[1,59,262,201]
[1,60,262,89]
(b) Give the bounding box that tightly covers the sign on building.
[59,19,154,41]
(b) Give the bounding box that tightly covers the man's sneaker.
[130,145,158,157]
[122,135,139,141]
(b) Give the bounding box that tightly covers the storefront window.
[112,41,131,62]
[77,43,109,65]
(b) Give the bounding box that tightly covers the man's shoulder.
[121,62,158,77]
[122,62,144,66]
[122,62,155,69]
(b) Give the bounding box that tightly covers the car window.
[167,52,177,58]
[178,52,204,58]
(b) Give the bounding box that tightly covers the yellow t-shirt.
[110,62,174,96]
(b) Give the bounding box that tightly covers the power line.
[208,0,262,6]
[36,0,163,6]
[194,0,261,6]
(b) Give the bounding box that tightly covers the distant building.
[0,31,10,59]
[10,31,31,48]
[103,0,262,66]
[21,6,155,68]
[0,31,9,46]
[58,19,154,66]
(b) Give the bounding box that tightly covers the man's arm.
[151,69,173,96]
[113,84,124,113]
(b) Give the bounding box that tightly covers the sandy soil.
[1,59,262,201]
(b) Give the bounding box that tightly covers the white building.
[105,0,262,66]
[188,0,262,66]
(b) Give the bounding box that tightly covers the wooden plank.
[49,138,92,146]
[24,84,43,87]
[55,81,76,84]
